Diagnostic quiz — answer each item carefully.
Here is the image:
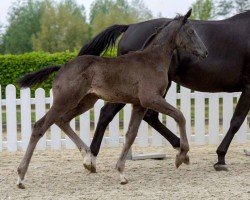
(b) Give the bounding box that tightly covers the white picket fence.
[0,84,249,152]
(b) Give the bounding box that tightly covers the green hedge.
[0,50,117,98]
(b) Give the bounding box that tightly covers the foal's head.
[144,9,208,59]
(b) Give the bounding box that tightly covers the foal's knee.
[174,110,186,126]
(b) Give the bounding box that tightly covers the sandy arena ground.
[0,142,250,200]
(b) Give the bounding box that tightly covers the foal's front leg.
[116,105,147,184]
[140,95,189,168]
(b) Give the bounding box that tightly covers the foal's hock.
[17,9,207,187]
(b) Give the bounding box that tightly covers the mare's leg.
[214,87,250,171]
[17,106,63,189]
[90,103,125,156]
[140,95,189,168]
[116,105,147,184]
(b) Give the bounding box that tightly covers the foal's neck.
[144,26,178,61]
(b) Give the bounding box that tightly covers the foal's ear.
[183,9,192,24]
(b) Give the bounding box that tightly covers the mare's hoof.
[214,162,228,171]
[83,163,96,173]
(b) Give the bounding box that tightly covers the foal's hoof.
[183,155,190,165]
[17,177,25,189]
[83,152,97,173]
[83,163,96,173]
[214,162,228,171]
[175,153,189,168]
[120,174,128,185]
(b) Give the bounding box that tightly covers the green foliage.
[190,0,214,20]
[32,0,90,53]
[0,0,44,54]
[90,0,153,36]
[0,50,117,98]
[0,51,76,97]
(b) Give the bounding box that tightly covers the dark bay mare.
[17,10,208,187]
[78,10,250,172]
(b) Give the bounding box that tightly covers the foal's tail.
[78,24,129,56]
[18,66,60,88]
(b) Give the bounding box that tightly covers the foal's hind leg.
[17,107,61,189]
[55,95,98,172]
[116,105,147,184]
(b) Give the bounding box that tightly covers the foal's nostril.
[205,51,209,57]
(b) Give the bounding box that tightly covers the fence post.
[166,83,177,138]
[6,84,17,151]
[209,93,219,144]
[195,92,205,145]
[152,113,163,146]
[50,90,61,149]
[35,88,46,150]
[0,85,2,151]
[223,93,233,137]
[180,86,191,142]
[109,110,120,147]
[65,119,76,149]
[236,93,247,143]
[80,111,90,146]
[94,100,104,130]
[20,88,31,150]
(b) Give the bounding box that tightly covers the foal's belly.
[89,86,141,105]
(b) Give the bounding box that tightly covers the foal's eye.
[188,29,194,35]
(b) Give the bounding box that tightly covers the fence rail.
[0,84,249,152]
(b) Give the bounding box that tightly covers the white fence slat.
[180,87,191,141]
[236,94,247,143]
[36,88,46,150]
[223,93,233,136]
[138,121,148,147]
[209,93,219,144]
[65,119,76,149]
[123,104,132,132]
[6,85,17,151]
[94,100,104,130]
[237,118,247,143]
[152,114,163,146]
[109,112,119,147]
[80,111,90,146]
[166,83,177,135]
[20,88,31,150]
[49,90,61,150]
[0,85,2,151]
[195,92,205,145]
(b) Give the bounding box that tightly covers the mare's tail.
[78,24,129,56]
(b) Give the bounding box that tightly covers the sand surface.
[1,142,250,200]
